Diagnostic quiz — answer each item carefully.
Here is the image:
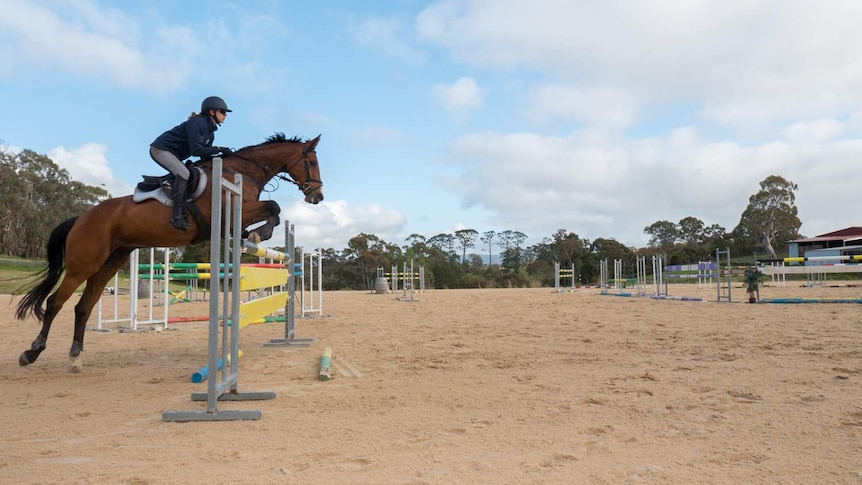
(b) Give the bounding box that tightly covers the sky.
[2,0,862,254]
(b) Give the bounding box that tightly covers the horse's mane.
[226,133,305,154]
[264,133,303,144]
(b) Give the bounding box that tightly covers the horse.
[15,133,324,372]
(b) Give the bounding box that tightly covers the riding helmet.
[201,96,232,113]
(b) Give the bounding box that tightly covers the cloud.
[47,143,132,197]
[0,0,201,93]
[417,0,862,128]
[431,77,485,119]
[259,199,407,250]
[526,84,635,130]
[446,117,862,245]
[781,119,845,142]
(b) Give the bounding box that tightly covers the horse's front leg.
[242,200,281,242]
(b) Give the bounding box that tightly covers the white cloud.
[431,77,485,119]
[781,119,845,142]
[446,118,862,245]
[47,143,132,197]
[417,0,862,128]
[526,84,635,130]
[261,199,407,250]
[0,0,201,92]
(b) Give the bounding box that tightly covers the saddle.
[132,162,207,207]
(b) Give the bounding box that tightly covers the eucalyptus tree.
[454,229,478,266]
[480,230,496,265]
[733,175,802,259]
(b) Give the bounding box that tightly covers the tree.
[344,233,400,290]
[702,223,727,243]
[0,148,108,258]
[454,229,478,266]
[496,229,526,252]
[497,230,527,275]
[404,233,428,261]
[428,233,455,254]
[643,220,679,248]
[677,216,705,245]
[480,230,496,265]
[548,229,587,265]
[591,237,637,282]
[733,175,802,259]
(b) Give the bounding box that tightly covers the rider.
[150,96,233,231]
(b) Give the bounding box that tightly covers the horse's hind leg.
[19,276,86,366]
[68,248,133,373]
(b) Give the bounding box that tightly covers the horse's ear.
[309,135,321,150]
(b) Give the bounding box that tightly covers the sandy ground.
[1,283,861,484]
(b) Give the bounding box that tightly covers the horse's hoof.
[258,226,273,241]
[69,355,83,373]
[19,352,33,366]
[248,232,262,244]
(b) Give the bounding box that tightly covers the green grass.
[0,257,46,294]
[0,255,196,295]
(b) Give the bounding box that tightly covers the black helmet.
[201,96,232,113]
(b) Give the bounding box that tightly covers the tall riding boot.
[169,176,191,231]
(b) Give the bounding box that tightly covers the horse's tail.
[15,217,78,322]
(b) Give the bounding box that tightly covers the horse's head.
[229,133,324,204]
[294,135,324,204]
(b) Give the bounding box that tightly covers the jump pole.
[319,347,333,381]
[162,157,275,422]
[264,220,314,347]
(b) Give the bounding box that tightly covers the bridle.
[280,145,323,195]
[226,145,322,196]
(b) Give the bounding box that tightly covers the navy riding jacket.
[151,115,220,160]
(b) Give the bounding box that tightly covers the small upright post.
[652,255,666,297]
[599,259,609,294]
[716,247,732,302]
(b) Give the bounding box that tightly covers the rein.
[228,148,322,196]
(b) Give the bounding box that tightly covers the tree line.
[2,145,803,290]
[0,148,109,258]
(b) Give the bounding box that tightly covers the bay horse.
[15,133,323,372]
